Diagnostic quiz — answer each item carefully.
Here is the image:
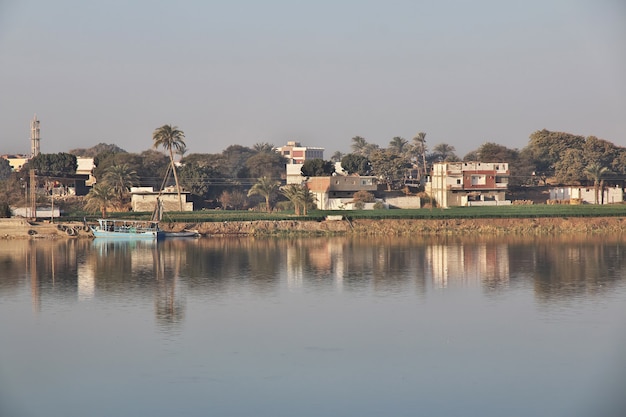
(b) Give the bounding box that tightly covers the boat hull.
[92,229,163,239]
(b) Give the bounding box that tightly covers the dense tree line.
[2,127,625,213]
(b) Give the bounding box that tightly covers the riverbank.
[2,216,626,239]
[163,216,626,237]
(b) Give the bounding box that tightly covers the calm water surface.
[1,236,625,417]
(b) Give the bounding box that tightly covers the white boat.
[90,218,164,240]
[162,230,200,238]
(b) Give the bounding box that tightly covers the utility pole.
[30,169,36,220]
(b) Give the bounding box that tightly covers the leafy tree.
[352,190,375,203]
[301,159,335,177]
[340,154,371,175]
[525,130,585,179]
[138,149,171,189]
[153,124,186,211]
[554,149,586,184]
[222,145,256,178]
[69,143,126,158]
[462,150,479,161]
[27,153,77,176]
[246,152,287,179]
[247,176,280,212]
[0,158,12,180]
[178,162,222,201]
[84,183,117,218]
[0,202,11,218]
[370,149,412,191]
[474,142,517,162]
[219,189,247,210]
[582,136,618,169]
[103,164,139,203]
[584,163,610,204]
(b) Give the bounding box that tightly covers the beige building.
[276,141,324,164]
[306,176,379,210]
[425,162,510,208]
[130,187,193,212]
[2,154,29,171]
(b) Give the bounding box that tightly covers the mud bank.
[0,218,92,239]
[3,217,626,239]
[164,217,626,237]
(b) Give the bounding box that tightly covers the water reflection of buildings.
[426,243,510,288]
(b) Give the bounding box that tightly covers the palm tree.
[299,185,316,215]
[432,143,457,162]
[253,142,275,153]
[584,163,610,204]
[248,176,280,212]
[84,183,116,218]
[103,163,139,203]
[330,151,343,163]
[351,136,368,156]
[281,184,303,215]
[388,136,408,155]
[153,124,186,211]
[412,132,428,179]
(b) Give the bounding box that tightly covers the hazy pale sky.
[1,0,624,158]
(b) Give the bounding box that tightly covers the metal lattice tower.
[30,114,40,157]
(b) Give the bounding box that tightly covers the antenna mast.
[30,114,40,158]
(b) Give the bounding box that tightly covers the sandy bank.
[2,216,626,239]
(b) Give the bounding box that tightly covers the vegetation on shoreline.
[59,203,626,224]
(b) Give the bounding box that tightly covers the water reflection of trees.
[1,235,625,314]
[525,237,626,303]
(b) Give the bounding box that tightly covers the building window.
[457,179,461,185]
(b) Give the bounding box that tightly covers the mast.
[30,114,40,158]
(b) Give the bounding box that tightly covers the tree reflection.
[0,235,625,311]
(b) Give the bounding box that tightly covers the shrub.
[0,202,11,218]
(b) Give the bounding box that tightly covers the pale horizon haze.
[1,0,624,158]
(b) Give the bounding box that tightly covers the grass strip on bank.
[62,203,626,224]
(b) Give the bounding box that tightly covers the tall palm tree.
[253,142,275,153]
[103,163,139,203]
[412,132,428,179]
[248,176,280,212]
[432,143,457,162]
[84,183,116,218]
[351,136,368,156]
[299,185,316,215]
[584,163,610,204]
[153,124,186,211]
[388,136,408,155]
[330,151,343,163]
[281,184,303,215]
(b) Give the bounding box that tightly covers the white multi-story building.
[425,161,510,208]
[276,141,324,164]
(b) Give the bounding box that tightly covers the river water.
[0,236,625,417]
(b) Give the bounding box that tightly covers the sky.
[0,0,624,158]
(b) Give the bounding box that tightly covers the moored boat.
[90,218,164,240]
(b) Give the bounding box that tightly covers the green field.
[68,203,626,223]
